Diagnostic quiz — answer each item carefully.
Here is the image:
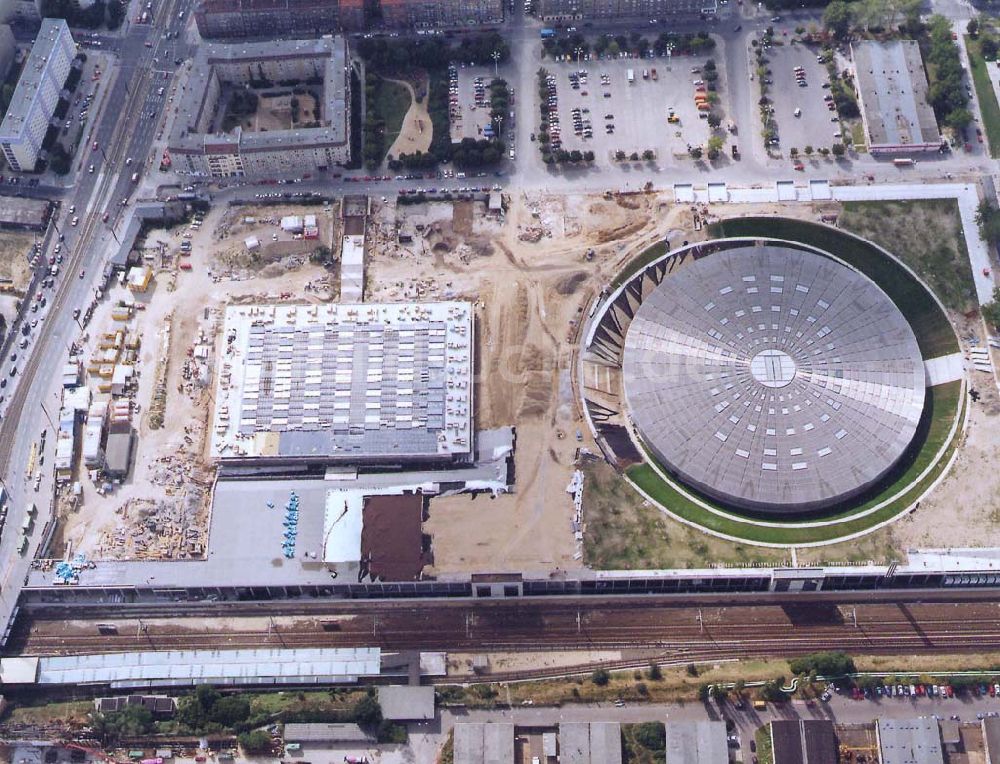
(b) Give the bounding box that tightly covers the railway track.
[12,598,1000,658]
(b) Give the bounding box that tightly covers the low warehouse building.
[0,196,51,231]
[852,40,942,155]
[454,723,514,764]
[877,718,944,764]
[665,720,728,763]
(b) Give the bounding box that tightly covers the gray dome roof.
[622,244,926,514]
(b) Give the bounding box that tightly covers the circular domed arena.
[611,242,927,515]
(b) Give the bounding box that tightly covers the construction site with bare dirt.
[26,184,1000,593]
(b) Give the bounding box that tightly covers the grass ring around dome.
[605,218,965,547]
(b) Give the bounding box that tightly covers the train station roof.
[34,647,380,687]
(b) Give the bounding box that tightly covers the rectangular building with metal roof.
[852,40,942,155]
[34,647,380,688]
[211,302,473,466]
[559,722,623,764]
[877,718,944,764]
[665,720,728,764]
[454,722,514,764]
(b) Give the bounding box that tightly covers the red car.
[92,141,99,152]
[102,212,109,223]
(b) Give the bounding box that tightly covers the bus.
[540,28,555,39]
[753,699,767,710]
[893,157,914,167]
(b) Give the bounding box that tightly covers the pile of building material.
[566,469,584,561]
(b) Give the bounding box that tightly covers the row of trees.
[924,15,974,132]
[544,30,716,61]
[822,0,922,39]
[40,0,125,30]
[93,686,405,751]
[488,78,509,139]
[357,33,509,73]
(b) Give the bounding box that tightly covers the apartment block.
[0,18,75,172]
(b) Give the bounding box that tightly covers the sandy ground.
[0,232,34,292]
[447,650,624,677]
[385,78,432,159]
[367,191,705,574]
[55,202,340,560]
[52,189,1000,569]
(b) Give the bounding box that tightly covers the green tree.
[592,668,610,686]
[790,147,799,157]
[647,662,663,680]
[707,112,722,129]
[968,18,980,38]
[209,695,251,727]
[47,143,71,175]
[804,145,814,155]
[633,722,665,750]
[688,145,703,159]
[981,286,1000,329]
[697,683,712,702]
[832,142,846,157]
[686,663,699,677]
[353,694,383,726]
[946,107,973,131]
[976,201,1000,242]
[238,729,273,754]
[789,651,856,677]
[642,149,655,161]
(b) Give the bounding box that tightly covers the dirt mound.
[554,271,588,296]
[596,219,647,244]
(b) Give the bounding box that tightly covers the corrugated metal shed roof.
[454,723,513,764]
[878,718,944,764]
[665,721,728,764]
[283,723,373,743]
[559,722,622,764]
[37,647,380,686]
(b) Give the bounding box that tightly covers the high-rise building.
[534,0,714,20]
[0,18,75,173]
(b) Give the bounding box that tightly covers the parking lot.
[762,44,840,155]
[450,64,499,142]
[543,57,728,164]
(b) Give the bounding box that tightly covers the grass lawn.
[755,726,775,764]
[623,722,665,763]
[626,381,963,545]
[371,77,411,148]
[966,37,1000,159]
[610,240,669,288]
[707,217,959,357]
[838,200,976,314]
[7,699,93,726]
[583,459,789,569]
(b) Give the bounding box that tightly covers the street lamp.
[574,46,584,64]
[491,50,501,78]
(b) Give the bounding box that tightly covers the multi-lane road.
[0,0,195,638]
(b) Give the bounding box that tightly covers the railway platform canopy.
[0,647,381,688]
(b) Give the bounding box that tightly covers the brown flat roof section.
[772,720,837,764]
[360,494,427,581]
